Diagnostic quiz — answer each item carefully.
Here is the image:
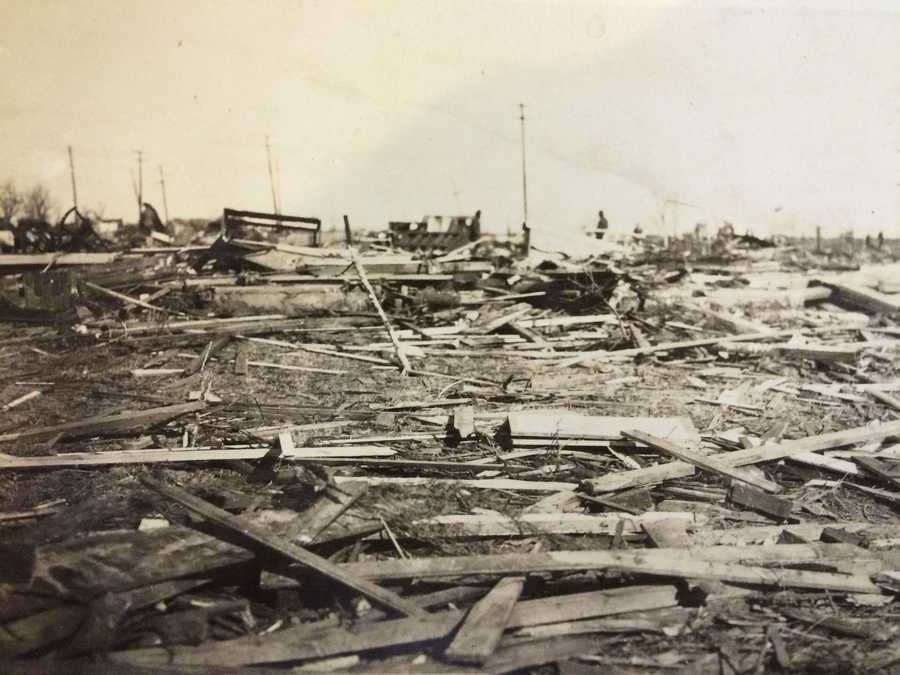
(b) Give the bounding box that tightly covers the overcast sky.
[1,0,898,236]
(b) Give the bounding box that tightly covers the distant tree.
[23,184,54,222]
[0,180,22,223]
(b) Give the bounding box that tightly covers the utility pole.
[135,150,143,223]
[158,165,170,225]
[518,103,528,225]
[265,135,279,214]
[67,145,78,210]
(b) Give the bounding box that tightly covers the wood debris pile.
[1,234,899,673]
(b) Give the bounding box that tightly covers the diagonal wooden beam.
[139,475,427,618]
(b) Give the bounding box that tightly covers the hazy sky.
[1,0,898,236]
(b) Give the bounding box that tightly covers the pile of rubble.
[1,213,899,673]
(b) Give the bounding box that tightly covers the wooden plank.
[233,341,249,375]
[0,401,205,444]
[581,461,696,493]
[642,520,691,548]
[508,321,551,347]
[292,457,511,472]
[622,429,782,493]
[689,521,876,546]
[350,248,411,373]
[83,280,186,316]
[0,445,394,470]
[777,344,859,363]
[0,252,120,268]
[729,484,794,521]
[247,361,350,375]
[485,635,606,673]
[557,329,801,367]
[380,398,471,411]
[0,577,208,658]
[333,476,577,492]
[870,390,900,412]
[583,419,900,493]
[507,584,677,629]
[444,576,525,664]
[812,280,900,315]
[854,456,900,490]
[139,476,427,618]
[505,413,699,445]
[282,483,367,544]
[183,336,231,377]
[516,314,615,329]
[109,612,462,667]
[406,511,706,538]
[107,585,677,668]
[339,545,881,593]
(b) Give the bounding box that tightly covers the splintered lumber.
[182,336,231,376]
[108,585,677,668]
[380,398,470,411]
[0,252,120,268]
[689,522,876,546]
[0,445,395,470]
[444,576,525,664]
[233,340,249,375]
[583,419,900,493]
[82,280,186,316]
[350,247,411,373]
[811,280,900,315]
[109,612,462,668]
[820,527,868,547]
[729,484,794,521]
[407,511,706,538]
[242,335,395,366]
[777,343,859,363]
[1,390,41,411]
[870,390,900,412]
[339,545,882,593]
[139,476,427,618]
[509,321,551,347]
[622,429,781,493]
[248,360,348,375]
[0,577,208,658]
[485,634,607,673]
[0,401,205,444]
[854,456,900,490]
[642,520,691,548]
[557,329,800,367]
[517,314,615,329]
[280,483,367,544]
[503,413,700,447]
[687,303,773,335]
[582,461,696,493]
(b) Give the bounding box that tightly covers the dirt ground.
[1,257,899,673]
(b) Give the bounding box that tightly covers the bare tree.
[23,184,54,222]
[0,180,22,223]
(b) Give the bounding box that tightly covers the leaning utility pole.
[518,103,529,225]
[135,150,144,223]
[67,145,78,210]
[265,135,279,214]
[158,165,170,225]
